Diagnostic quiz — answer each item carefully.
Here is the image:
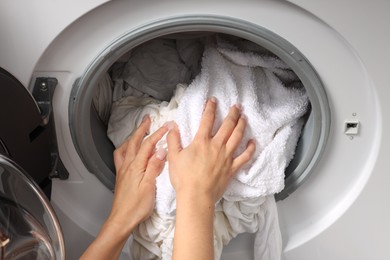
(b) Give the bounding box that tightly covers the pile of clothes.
[93,34,309,260]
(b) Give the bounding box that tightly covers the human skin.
[80,115,169,260]
[80,98,255,260]
[167,98,256,260]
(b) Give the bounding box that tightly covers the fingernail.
[156,148,167,160]
[234,104,243,112]
[210,96,217,103]
[164,121,175,130]
[142,114,150,122]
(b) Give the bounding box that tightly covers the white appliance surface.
[0,1,389,259]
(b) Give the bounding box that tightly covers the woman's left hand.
[109,115,169,232]
[81,115,168,260]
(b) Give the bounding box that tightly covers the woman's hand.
[81,115,168,260]
[167,98,256,260]
[167,98,256,203]
[109,115,168,232]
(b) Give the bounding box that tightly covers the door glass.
[0,156,64,259]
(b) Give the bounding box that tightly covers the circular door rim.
[69,15,331,199]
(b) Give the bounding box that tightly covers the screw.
[40,82,48,91]
[352,113,357,117]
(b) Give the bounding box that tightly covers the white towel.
[107,35,308,259]
[155,38,308,214]
[127,37,307,260]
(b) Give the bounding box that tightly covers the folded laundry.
[107,34,309,259]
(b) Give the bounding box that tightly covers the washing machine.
[0,0,389,259]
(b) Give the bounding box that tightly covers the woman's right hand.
[167,98,255,260]
[167,97,256,203]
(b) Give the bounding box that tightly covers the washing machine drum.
[0,155,64,260]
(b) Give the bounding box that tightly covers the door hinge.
[32,78,69,180]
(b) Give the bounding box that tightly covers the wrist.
[173,189,215,260]
[176,190,216,212]
[103,214,138,241]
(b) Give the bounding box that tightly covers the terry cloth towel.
[125,35,308,260]
[154,37,309,214]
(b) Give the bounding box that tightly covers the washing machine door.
[0,68,68,195]
[0,155,65,259]
[0,69,65,259]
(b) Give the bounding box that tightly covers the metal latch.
[344,120,360,135]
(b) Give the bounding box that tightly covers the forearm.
[173,192,215,260]
[167,100,255,259]
[80,218,136,260]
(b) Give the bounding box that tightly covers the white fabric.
[155,38,308,214]
[110,53,151,102]
[107,84,187,148]
[107,35,308,259]
[92,73,113,125]
[131,196,281,260]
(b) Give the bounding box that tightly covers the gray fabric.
[120,38,203,101]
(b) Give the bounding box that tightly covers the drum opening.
[69,16,330,200]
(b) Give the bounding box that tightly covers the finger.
[167,123,182,156]
[231,139,256,173]
[194,98,217,139]
[226,115,247,154]
[113,140,129,171]
[213,104,241,146]
[143,152,166,185]
[155,147,168,161]
[126,115,152,156]
[133,124,169,166]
